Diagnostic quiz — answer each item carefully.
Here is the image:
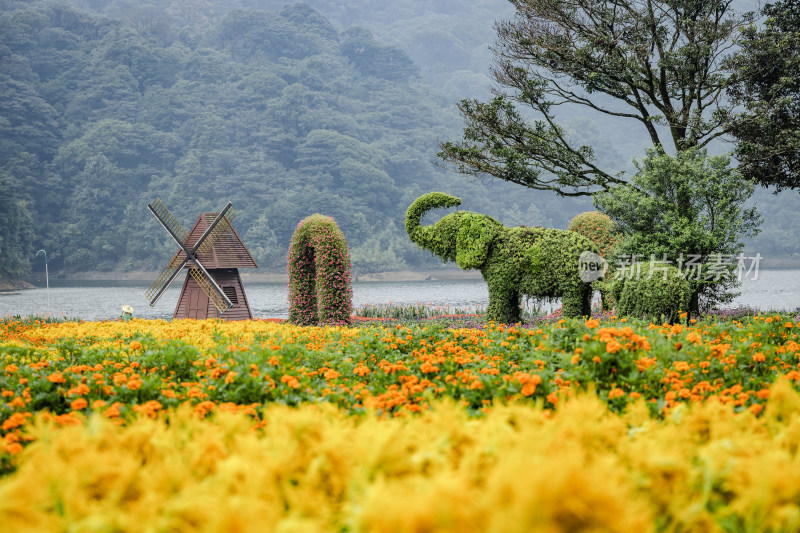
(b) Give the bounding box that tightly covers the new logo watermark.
[578,251,608,282]
[575,252,764,282]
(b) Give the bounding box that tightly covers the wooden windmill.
[145,199,257,320]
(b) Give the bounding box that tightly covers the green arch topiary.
[287,214,352,325]
[406,192,601,323]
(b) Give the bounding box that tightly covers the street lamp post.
[36,250,49,313]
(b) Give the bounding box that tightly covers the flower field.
[2,313,800,531]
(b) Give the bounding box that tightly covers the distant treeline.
[0,1,796,282]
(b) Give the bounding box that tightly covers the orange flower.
[521,381,537,396]
[686,331,702,344]
[5,442,23,455]
[104,402,121,419]
[280,375,300,389]
[133,400,162,418]
[67,383,90,397]
[9,397,25,408]
[129,340,142,350]
[546,392,559,405]
[194,401,215,417]
[47,372,65,384]
[2,412,26,431]
[353,364,371,377]
[419,362,439,374]
[605,340,622,353]
[608,388,625,400]
[585,318,600,329]
[70,397,88,410]
[323,369,341,380]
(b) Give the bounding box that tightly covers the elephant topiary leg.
[561,284,592,318]
[485,281,521,324]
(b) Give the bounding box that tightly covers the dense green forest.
[0,0,798,283]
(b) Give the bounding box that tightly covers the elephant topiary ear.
[456,214,497,270]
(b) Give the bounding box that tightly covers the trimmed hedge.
[567,211,622,258]
[610,262,691,323]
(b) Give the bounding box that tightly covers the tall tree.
[726,0,800,192]
[439,0,753,196]
[594,148,761,314]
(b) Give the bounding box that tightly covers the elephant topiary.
[405,192,602,323]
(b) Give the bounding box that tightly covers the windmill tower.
[146,199,258,320]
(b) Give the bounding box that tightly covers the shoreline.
[17,269,483,286]
[10,255,800,289]
[0,279,34,291]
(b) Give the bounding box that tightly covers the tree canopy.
[593,148,761,313]
[439,0,753,197]
[726,0,800,192]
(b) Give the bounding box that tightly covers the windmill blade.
[189,267,233,313]
[148,198,189,250]
[196,208,237,256]
[145,257,188,306]
[190,202,233,256]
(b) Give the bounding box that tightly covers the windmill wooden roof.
[170,213,258,269]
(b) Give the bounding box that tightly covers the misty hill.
[1,1,602,281]
[1,1,797,284]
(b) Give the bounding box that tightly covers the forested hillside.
[1,0,797,284]
[0,1,594,281]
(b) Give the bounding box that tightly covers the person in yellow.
[120,305,133,321]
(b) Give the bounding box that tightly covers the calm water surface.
[1,270,798,321]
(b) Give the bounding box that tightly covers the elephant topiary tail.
[405,192,462,243]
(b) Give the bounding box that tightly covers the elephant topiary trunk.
[406,192,602,323]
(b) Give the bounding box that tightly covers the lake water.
[1,270,799,321]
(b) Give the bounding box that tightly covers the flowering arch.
[287,214,352,325]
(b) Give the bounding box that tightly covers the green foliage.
[406,192,598,323]
[568,211,622,259]
[0,2,486,275]
[354,302,485,320]
[0,173,34,282]
[438,1,752,196]
[594,148,762,314]
[610,262,691,324]
[287,214,352,326]
[726,0,800,192]
[455,213,499,270]
[404,192,464,264]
